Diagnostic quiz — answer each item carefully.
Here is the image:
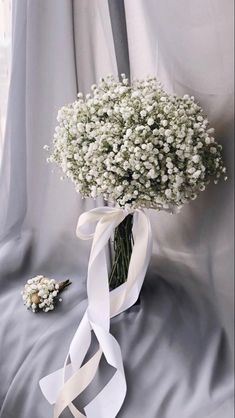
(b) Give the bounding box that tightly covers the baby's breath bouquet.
[47,75,226,289]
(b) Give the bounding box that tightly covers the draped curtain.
[0,1,234,417]
[0,0,12,149]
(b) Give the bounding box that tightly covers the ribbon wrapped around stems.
[40,206,153,418]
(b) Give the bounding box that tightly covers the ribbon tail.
[53,349,102,418]
[84,321,126,418]
[40,207,152,418]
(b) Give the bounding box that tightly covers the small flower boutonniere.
[21,275,72,313]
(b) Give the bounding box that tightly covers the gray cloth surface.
[0,1,234,417]
[0,270,234,418]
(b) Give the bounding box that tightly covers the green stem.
[109,214,133,289]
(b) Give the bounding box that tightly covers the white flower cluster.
[21,275,61,313]
[48,75,226,211]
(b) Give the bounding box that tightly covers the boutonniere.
[21,275,72,312]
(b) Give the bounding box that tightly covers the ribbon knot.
[40,206,152,418]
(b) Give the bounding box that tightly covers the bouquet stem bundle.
[109,214,133,289]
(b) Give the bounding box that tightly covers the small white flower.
[147,117,154,126]
[192,155,200,163]
[192,170,201,179]
[165,189,172,198]
[165,129,172,137]
[126,128,132,137]
[140,110,147,118]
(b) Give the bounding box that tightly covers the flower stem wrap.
[39,207,152,418]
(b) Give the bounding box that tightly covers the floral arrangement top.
[48,74,226,211]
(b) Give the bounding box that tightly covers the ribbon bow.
[40,207,152,418]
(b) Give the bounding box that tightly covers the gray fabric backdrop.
[0,1,234,417]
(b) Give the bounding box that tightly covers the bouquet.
[47,74,226,289]
[41,75,227,418]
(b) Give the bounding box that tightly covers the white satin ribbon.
[40,207,152,418]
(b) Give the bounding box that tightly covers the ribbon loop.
[40,207,152,418]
